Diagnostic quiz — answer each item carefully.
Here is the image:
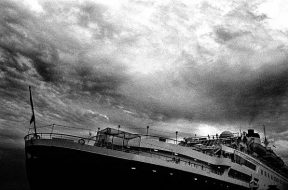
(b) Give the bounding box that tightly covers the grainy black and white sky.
[1,0,288,186]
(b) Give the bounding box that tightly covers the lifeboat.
[264,150,285,167]
[250,143,267,156]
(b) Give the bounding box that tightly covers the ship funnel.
[248,129,254,135]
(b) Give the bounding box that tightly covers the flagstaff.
[29,86,37,135]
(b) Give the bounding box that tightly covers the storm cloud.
[0,0,288,169]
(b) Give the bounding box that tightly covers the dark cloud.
[31,48,62,83]
[71,59,127,96]
[117,49,288,134]
[0,1,64,85]
[214,27,250,42]
[0,0,125,101]
[203,62,288,124]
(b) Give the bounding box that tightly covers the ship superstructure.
[24,124,288,190]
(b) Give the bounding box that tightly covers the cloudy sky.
[1,0,288,185]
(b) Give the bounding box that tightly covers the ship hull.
[25,140,248,190]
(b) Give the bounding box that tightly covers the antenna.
[263,125,268,148]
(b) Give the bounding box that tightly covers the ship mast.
[29,86,37,135]
[263,125,268,148]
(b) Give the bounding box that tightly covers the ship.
[24,124,288,190]
[24,87,288,190]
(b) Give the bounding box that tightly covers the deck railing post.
[122,133,125,150]
[50,124,55,139]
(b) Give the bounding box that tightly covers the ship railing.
[24,132,99,146]
[24,124,233,162]
[26,124,180,144]
[25,124,99,141]
[25,133,226,177]
[183,132,240,142]
[25,124,223,160]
